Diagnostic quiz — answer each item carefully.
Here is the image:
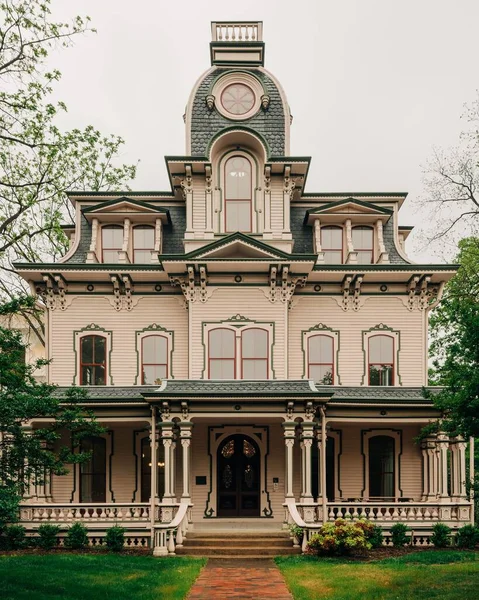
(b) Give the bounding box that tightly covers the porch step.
[176,531,300,557]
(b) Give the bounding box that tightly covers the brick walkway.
[187,558,293,599]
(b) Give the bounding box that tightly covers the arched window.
[80,335,106,386]
[209,328,235,379]
[308,335,334,384]
[142,335,168,384]
[368,335,394,386]
[101,225,123,263]
[133,225,155,263]
[140,437,166,502]
[224,155,252,233]
[80,436,106,502]
[352,226,374,264]
[369,435,395,498]
[241,328,268,379]
[321,226,343,264]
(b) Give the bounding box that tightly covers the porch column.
[23,425,51,503]
[437,432,450,501]
[451,436,468,500]
[421,440,429,501]
[282,421,296,498]
[170,430,177,502]
[179,422,193,501]
[315,426,323,499]
[300,421,314,501]
[160,421,174,500]
[425,436,438,500]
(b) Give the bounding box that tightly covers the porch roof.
[322,386,437,405]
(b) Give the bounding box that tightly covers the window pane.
[242,329,268,359]
[103,250,120,263]
[242,359,267,379]
[369,436,395,498]
[321,227,342,250]
[210,359,235,379]
[209,329,235,359]
[308,335,333,363]
[309,364,333,384]
[133,226,155,249]
[94,336,106,363]
[352,227,373,250]
[134,250,152,263]
[102,226,123,249]
[369,335,394,363]
[94,365,106,386]
[357,250,373,264]
[81,336,93,363]
[143,336,167,365]
[225,156,251,199]
[143,364,167,385]
[323,250,343,264]
[226,200,251,232]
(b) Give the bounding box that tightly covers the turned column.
[282,421,296,498]
[437,432,450,501]
[451,436,468,500]
[300,421,314,501]
[179,422,193,500]
[424,436,439,500]
[160,421,174,500]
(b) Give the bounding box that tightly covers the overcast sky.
[49,0,479,261]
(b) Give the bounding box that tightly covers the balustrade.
[20,503,151,523]
[211,22,263,42]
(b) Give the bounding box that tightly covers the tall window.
[352,226,374,264]
[101,225,123,263]
[80,335,106,385]
[140,437,165,502]
[224,155,252,233]
[308,335,334,384]
[133,225,155,263]
[241,328,268,379]
[321,226,343,263]
[80,436,106,503]
[209,328,235,379]
[368,335,394,386]
[369,435,395,498]
[142,335,168,384]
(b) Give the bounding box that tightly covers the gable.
[81,197,171,223]
[304,197,392,225]
[180,233,292,261]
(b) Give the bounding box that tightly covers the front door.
[217,434,260,517]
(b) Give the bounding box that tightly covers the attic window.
[133,225,155,263]
[102,225,123,263]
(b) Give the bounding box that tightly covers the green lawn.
[276,551,479,600]
[0,553,205,600]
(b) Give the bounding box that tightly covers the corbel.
[269,265,277,302]
[160,401,171,422]
[287,275,307,308]
[122,274,133,311]
[199,265,208,302]
[376,220,389,264]
[341,275,353,311]
[418,275,432,311]
[42,274,56,310]
[169,275,190,302]
[281,265,289,302]
[407,274,420,310]
[187,265,195,298]
[181,401,189,421]
[205,94,215,111]
[181,165,193,200]
[260,94,270,110]
[304,401,316,422]
[352,275,363,311]
[53,274,68,310]
[286,401,295,420]
[110,274,122,311]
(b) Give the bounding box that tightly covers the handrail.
[284,499,321,553]
[155,502,189,530]
[152,502,192,556]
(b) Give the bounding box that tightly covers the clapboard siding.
[289,296,427,386]
[189,287,287,379]
[49,295,188,386]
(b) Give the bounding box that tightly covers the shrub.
[37,524,61,550]
[0,487,21,533]
[65,522,88,549]
[390,523,409,547]
[368,525,384,549]
[456,525,479,549]
[431,523,451,548]
[105,526,125,552]
[289,524,304,543]
[306,518,372,556]
[4,524,27,550]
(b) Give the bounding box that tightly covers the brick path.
[187,558,293,599]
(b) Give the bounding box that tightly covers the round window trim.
[220,83,255,116]
[212,73,263,121]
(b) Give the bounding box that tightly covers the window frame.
[208,327,237,380]
[302,326,340,385]
[368,334,395,386]
[79,334,107,386]
[362,429,402,501]
[240,327,269,380]
[321,225,344,264]
[79,435,107,503]
[101,224,124,263]
[362,327,400,387]
[352,225,374,264]
[141,334,169,384]
[307,333,335,384]
[132,224,155,264]
[224,154,253,234]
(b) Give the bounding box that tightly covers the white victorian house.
[14,21,473,556]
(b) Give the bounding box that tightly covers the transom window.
[208,327,269,380]
[80,436,106,503]
[368,335,394,386]
[141,335,168,384]
[133,225,155,263]
[101,225,123,263]
[321,226,343,264]
[308,334,334,384]
[224,155,252,233]
[352,226,374,264]
[80,335,106,386]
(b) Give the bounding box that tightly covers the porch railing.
[19,503,150,524]
[327,502,472,524]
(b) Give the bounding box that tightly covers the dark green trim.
[301,323,341,384]
[72,324,114,386]
[361,324,402,386]
[313,264,459,271]
[134,324,175,385]
[301,192,408,198]
[205,125,271,158]
[82,197,172,224]
[304,197,392,224]
[361,428,403,499]
[67,190,175,198]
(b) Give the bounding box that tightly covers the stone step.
[176,545,300,557]
[187,532,289,539]
[183,537,293,548]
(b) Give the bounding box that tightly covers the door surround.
[205,425,273,518]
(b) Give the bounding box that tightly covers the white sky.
[49,0,479,261]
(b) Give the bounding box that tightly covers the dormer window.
[133,225,155,263]
[101,225,123,263]
[225,155,252,233]
[352,226,374,264]
[321,226,343,264]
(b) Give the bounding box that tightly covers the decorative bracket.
[205,94,215,111]
[169,264,209,303]
[260,94,270,110]
[269,265,277,302]
[110,274,135,311]
[180,165,193,201]
[160,401,170,422]
[341,275,352,311]
[41,274,68,311]
[341,274,364,311]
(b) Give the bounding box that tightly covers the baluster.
[134,506,141,520]
[231,26,236,41]
[58,508,65,521]
[301,530,309,553]
[238,26,243,41]
[352,507,359,520]
[167,530,176,554]
[252,25,256,41]
[176,525,183,548]
[99,507,107,520]
[392,507,399,520]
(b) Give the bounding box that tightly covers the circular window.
[221,83,255,116]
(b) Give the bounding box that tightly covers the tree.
[0,296,103,529]
[0,0,137,342]
[421,94,479,253]
[426,237,479,438]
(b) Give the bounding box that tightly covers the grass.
[275,550,479,600]
[0,553,205,600]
